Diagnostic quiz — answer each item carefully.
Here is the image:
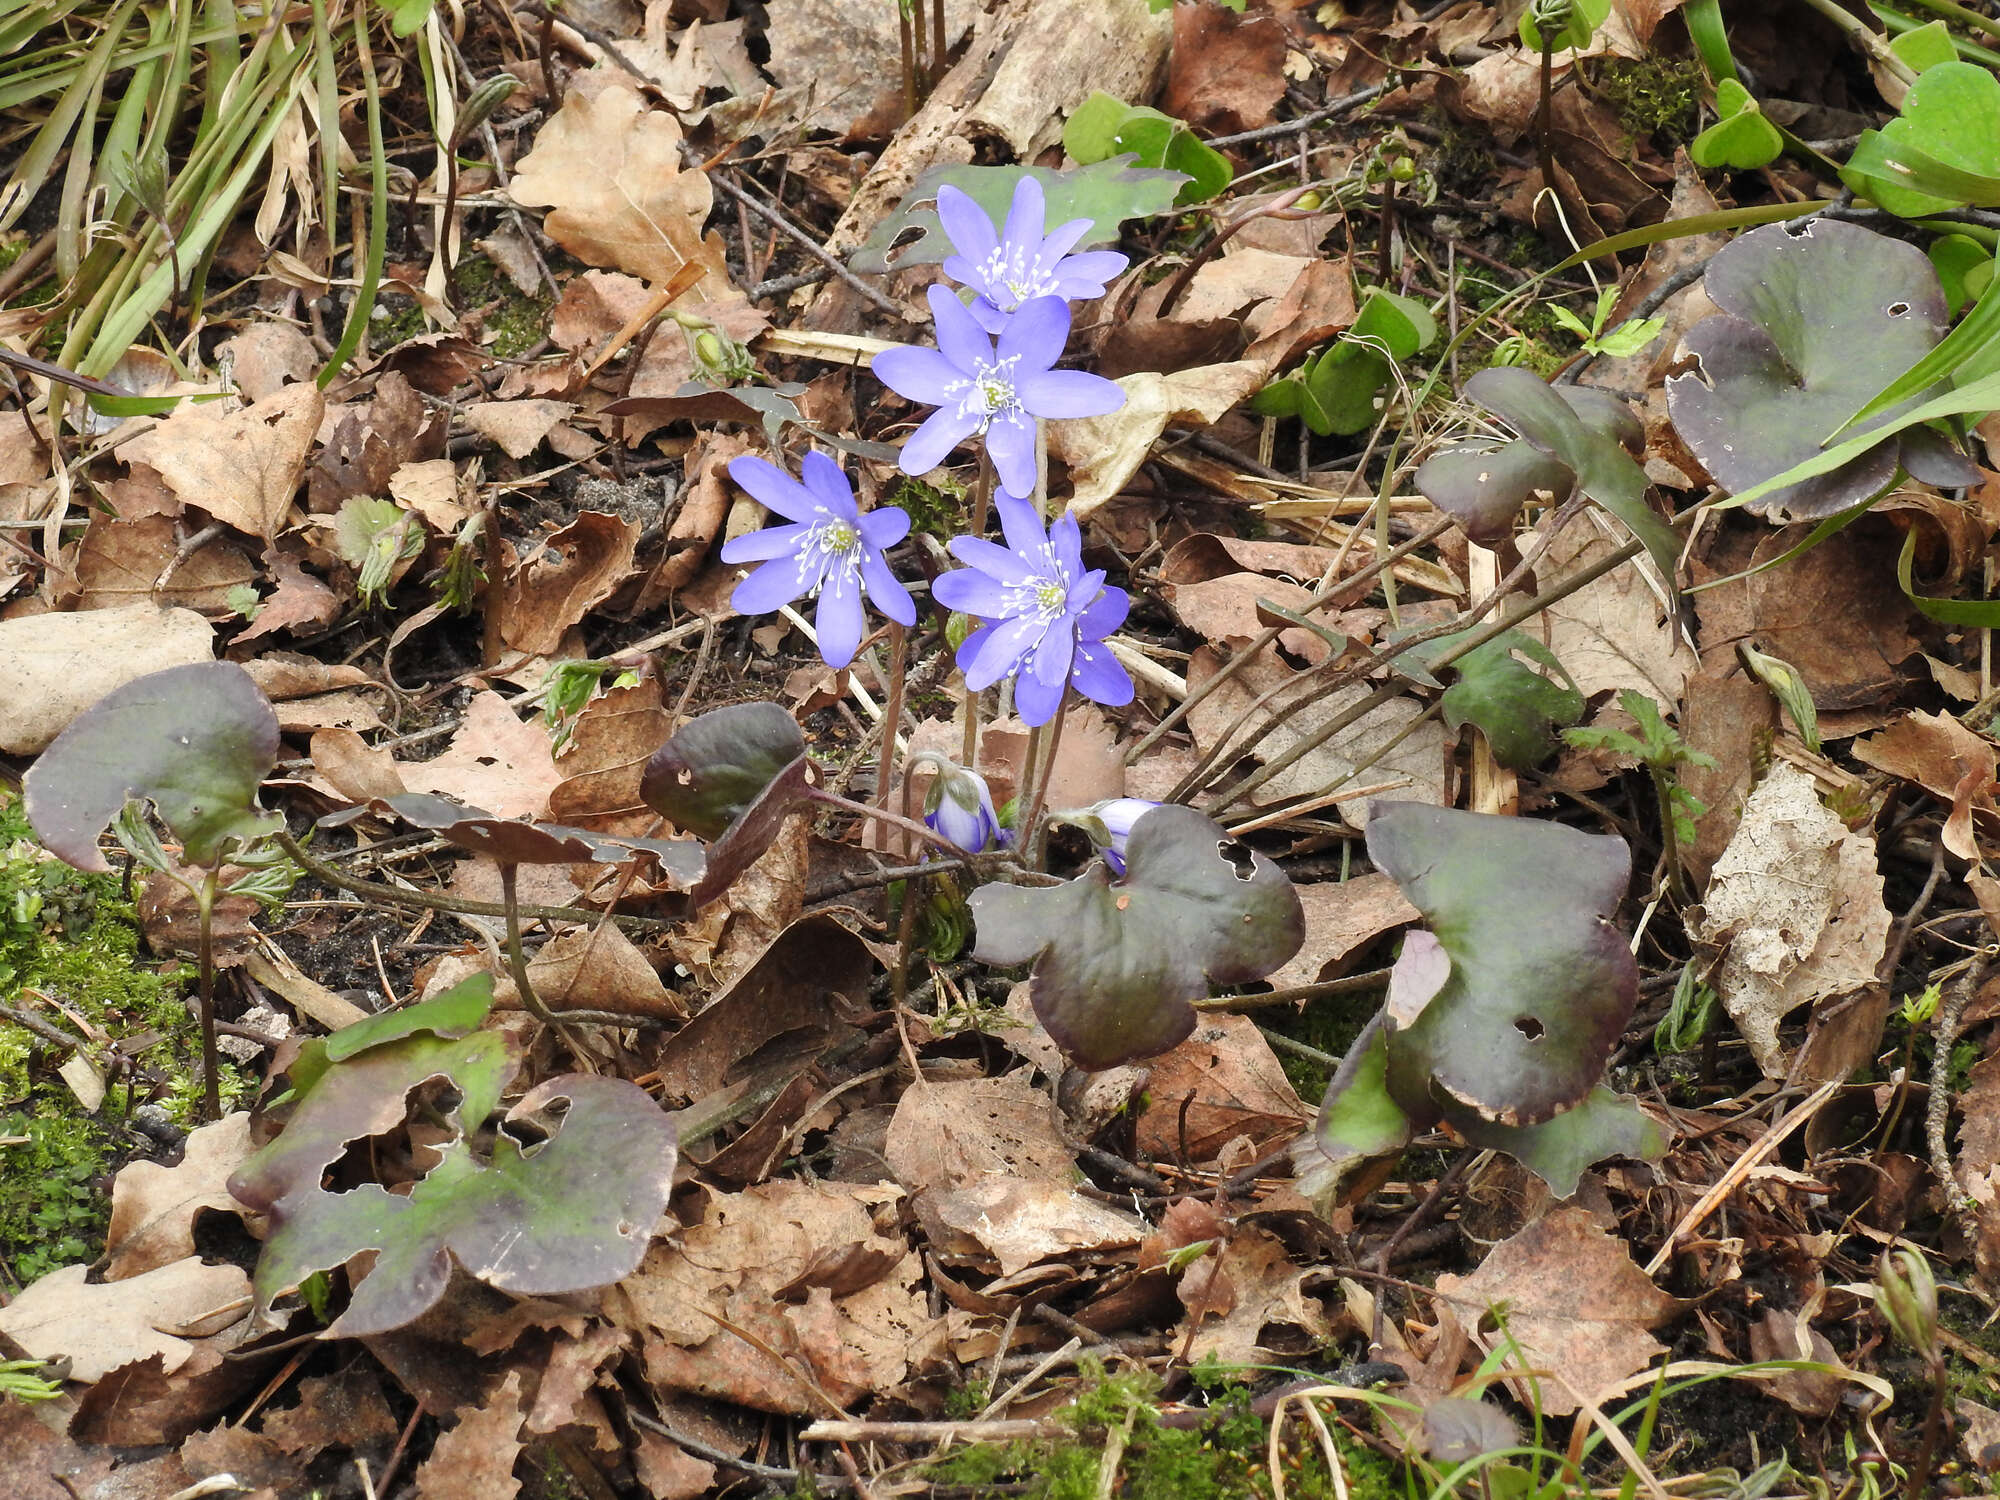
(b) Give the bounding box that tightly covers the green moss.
[926,1361,1402,1500]
[368,292,430,352]
[451,254,553,359]
[885,474,968,541]
[1592,55,1704,147]
[0,794,244,1279]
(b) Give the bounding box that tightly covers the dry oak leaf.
[464,400,576,460]
[1265,871,1419,990]
[413,1369,527,1500]
[1854,710,2000,861]
[312,690,562,819]
[1176,1225,1331,1367]
[0,1257,250,1383]
[1049,361,1268,520]
[1133,1014,1311,1162]
[1533,520,1694,703]
[499,510,642,657]
[509,85,730,296]
[1434,1206,1675,1418]
[1695,763,1890,1079]
[104,1113,254,1281]
[120,381,324,540]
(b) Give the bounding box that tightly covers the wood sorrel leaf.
[1366,802,1637,1128]
[969,805,1304,1071]
[24,661,280,873]
[1664,220,1958,521]
[1842,61,2000,217]
[245,1074,677,1337]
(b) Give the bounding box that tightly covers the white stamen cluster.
[980,245,1060,309]
[945,354,1024,432]
[798,514,861,593]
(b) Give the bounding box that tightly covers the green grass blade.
[0,0,142,233]
[319,14,388,387]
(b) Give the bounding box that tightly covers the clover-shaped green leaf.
[1365,802,1637,1128]
[1689,78,1783,171]
[1063,94,1230,204]
[1664,220,1973,520]
[851,159,1186,274]
[244,1074,677,1337]
[969,805,1304,1071]
[1843,62,2000,217]
[24,661,281,873]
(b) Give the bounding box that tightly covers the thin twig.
[1929,959,1988,1220]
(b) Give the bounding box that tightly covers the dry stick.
[194,868,222,1121]
[1195,969,1394,1011]
[711,170,906,320]
[1125,515,1455,767]
[1204,83,1389,148]
[1369,1150,1472,1350]
[1157,186,1312,316]
[273,828,676,932]
[1208,534,1650,817]
[1928,959,1988,1220]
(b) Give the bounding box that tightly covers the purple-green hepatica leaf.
[322,793,704,882]
[246,1074,678,1338]
[1415,439,1575,544]
[1366,802,1637,1128]
[969,804,1304,1071]
[24,661,280,872]
[1445,1085,1666,1198]
[640,701,807,841]
[1666,219,1975,521]
[1294,1014,1418,1204]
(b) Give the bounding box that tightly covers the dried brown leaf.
[0,1258,250,1383]
[120,382,323,540]
[104,1114,253,1281]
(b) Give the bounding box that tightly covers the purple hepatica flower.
[932,493,1133,726]
[872,288,1124,500]
[936,177,1129,334]
[719,451,915,670]
[922,759,1003,853]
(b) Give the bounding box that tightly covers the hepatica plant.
[1298,804,1666,1199]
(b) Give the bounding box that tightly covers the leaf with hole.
[1843,62,2000,217]
[850,159,1187,274]
[1689,79,1782,171]
[244,1073,678,1337]
[639,702,817,906]
[1665,220,1964,520]
[968,805,1304,1071]
[24,662,281,873]
[1365,802,1637,1128]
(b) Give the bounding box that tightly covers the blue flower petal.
[1069,636,1135,707]
[1014,662,1065,726]
[1057,249,1130,292]
[1077,583,1130,641]
[860,548,917,626]
[984,410,1038,497]
[936,185,1001,267]
[858,506,911,548]
[997,296,1071,373]
[872,344,961,405]
[815,569,866,668]
[727,456,819,523]
[930,285,996,374]
[1001,176,1046,256]
[1019,368,1126,419]
[947,534,1036,585]
[730,553,811,615]
[798,451,859,517]
[719,521,810,564]
[964,613,1043,691]
[995,493,1048,561]
[1048,509,1086,581]
[932,565,1015,617]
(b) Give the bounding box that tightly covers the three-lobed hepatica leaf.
[1299,805,1663,1199]
[1843,61,2000,218]
[639,701,818,907]
[851,159,1186,274]
[1664,219,1981,522]
[1366,802,1638,1128]
[1421,367,1682,586]
[968,804,1303,1071]
[24,661,281,873]
[230,974,679,1338]
[1405,628,1584,770]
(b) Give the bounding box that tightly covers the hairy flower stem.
[897,2,916,116]
[1018,690,1070,871]
[962,454,997,769]
[877,622,909,858]
[498,863,585,1058]
[195,866,221,1122]
[1649,768,1692,907]
[1908,1352,1948,1500]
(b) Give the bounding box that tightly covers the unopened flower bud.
[685,322,756,384]
[1390,156,1417,183]
[1078,797,1161,874]
[1876,1247,1939,1357]
[923,760,1001,853]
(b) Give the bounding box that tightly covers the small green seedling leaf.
[969,805,1304,1071]
[1737,643,1821,754]
[1929,233,1992,315]
[24,662,281,873]
[1519,0,1609,51]
[247,1073,678,1337]
[1063,93,1230,204]
[334,496,422,608]
[851,159,1185,274]
[282,973,497,1105]
[1665,219,1969,520]
[1891,20,1958,75]
[1689,78,1783,171]
[1260,290,1440,436]
[1416,628,1585,770]
[1366,802,1638,1128]
[1843,62,2000,217]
